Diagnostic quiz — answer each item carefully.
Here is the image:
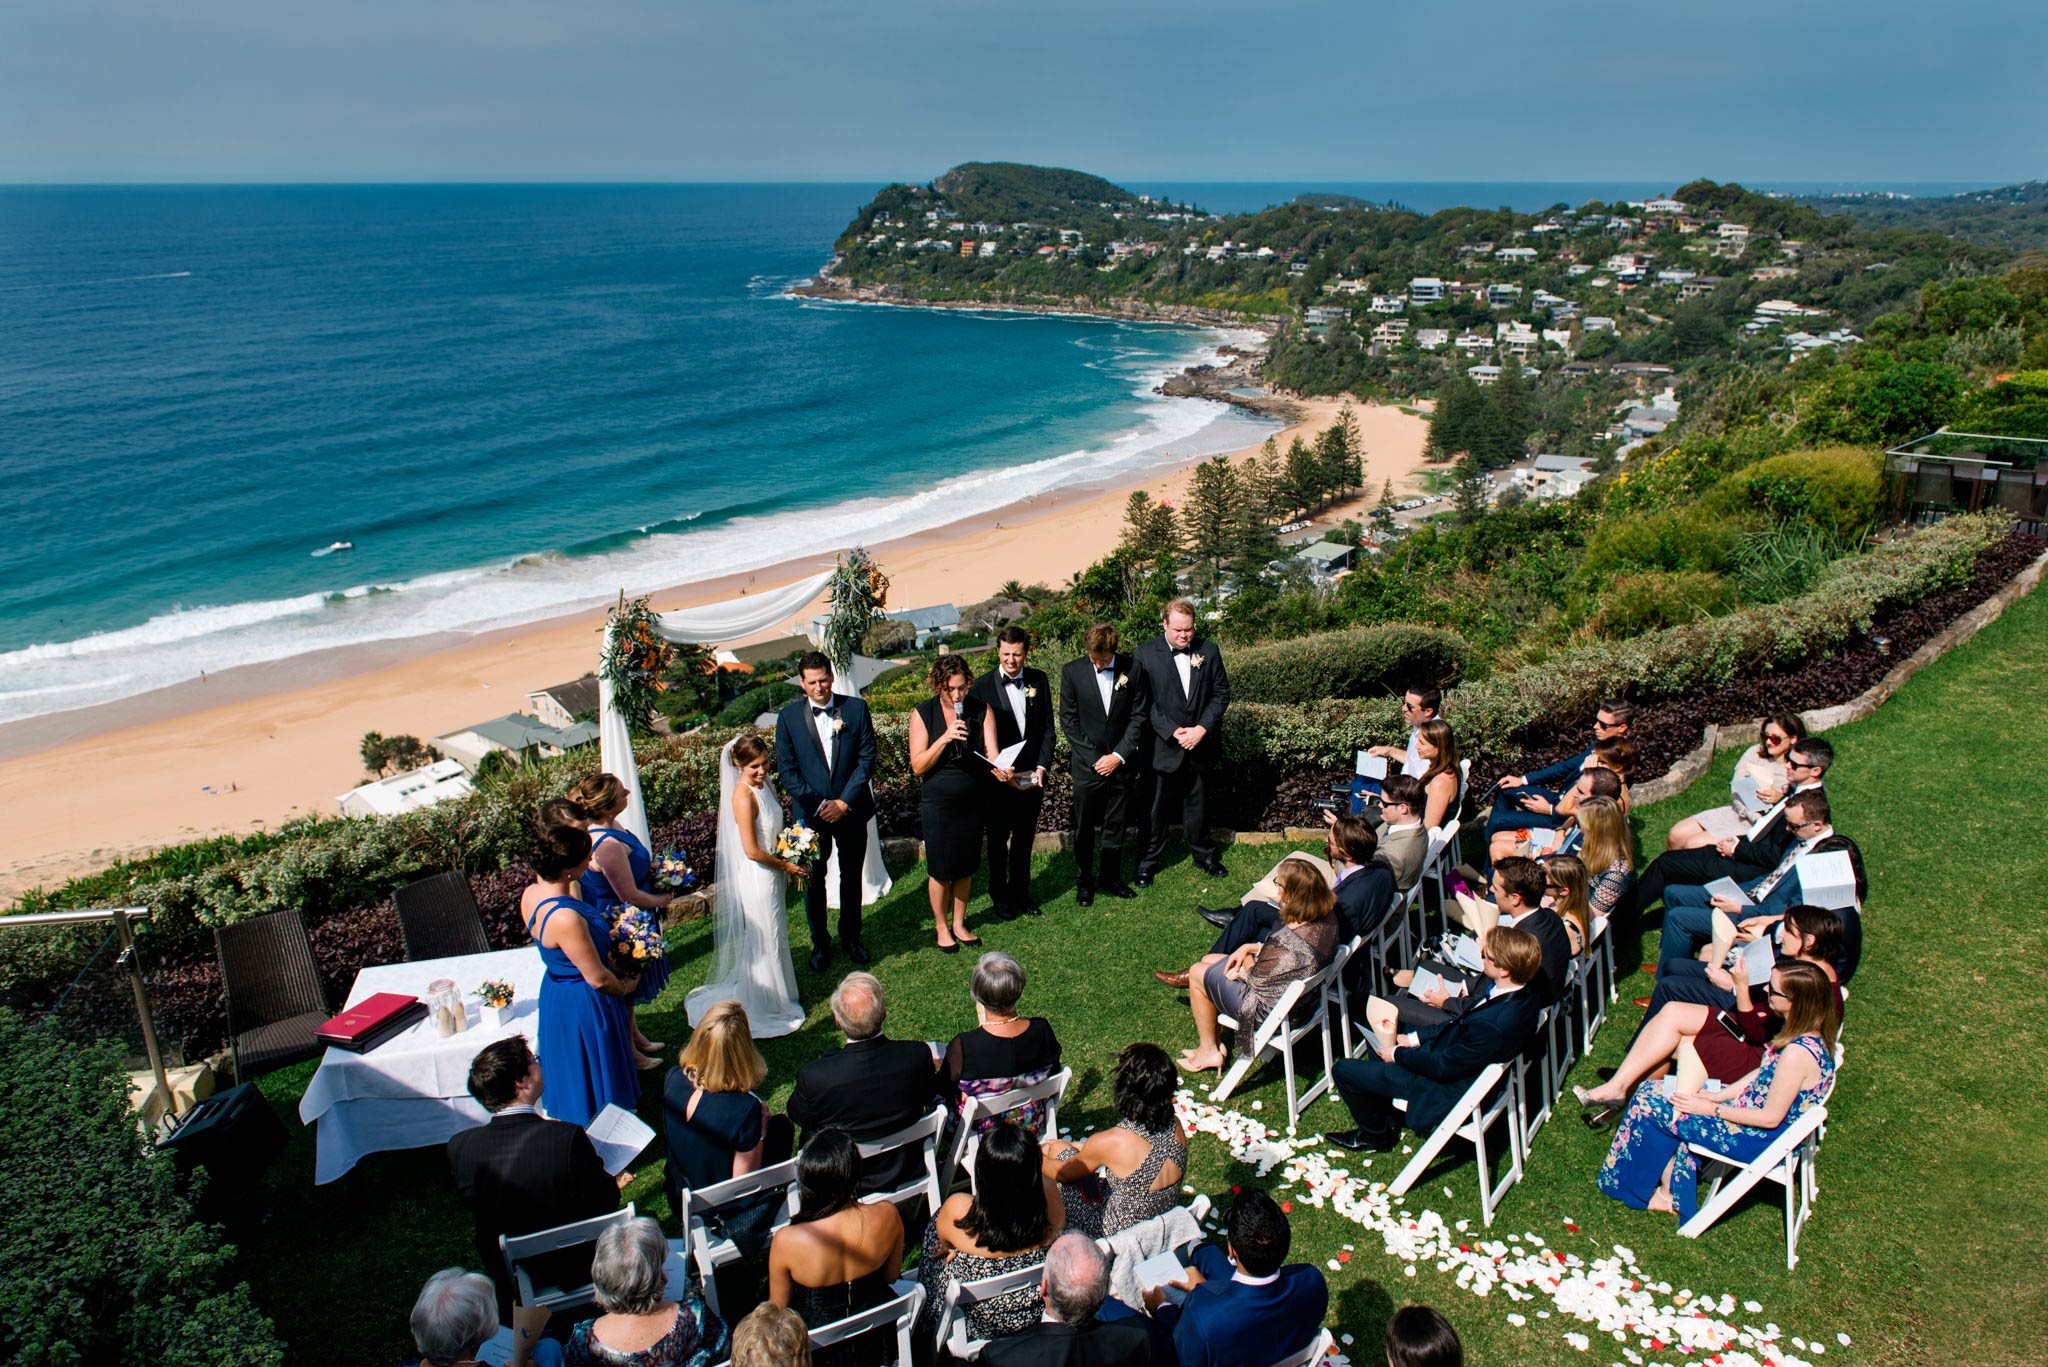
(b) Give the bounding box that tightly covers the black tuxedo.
[1131,635,1230,874]
[787,1035,940,1197]
[775,692,879,948]
[980,1316,1153,1367]
[1629,782,1830,921]
[1333,986,1540,1136]
[972,664,1056,912]
[447,1109,619,1316]
[1059,653,1147,888]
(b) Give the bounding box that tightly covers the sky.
[2,0,2042,186]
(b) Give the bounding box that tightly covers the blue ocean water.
[0,185,1273,725]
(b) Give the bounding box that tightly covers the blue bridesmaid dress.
[528,894,640,1128]
[581,825,672,1004]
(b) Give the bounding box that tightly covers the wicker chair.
[394,870,491,962]
[215,910,330,1083]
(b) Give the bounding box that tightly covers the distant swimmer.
[311,540,354,557]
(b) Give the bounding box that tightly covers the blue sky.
[2,0,2040,185]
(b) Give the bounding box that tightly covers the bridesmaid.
[907,653,1001,953]
[570,773,675,1066]
[518,823,643,1128]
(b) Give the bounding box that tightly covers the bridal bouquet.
[652,849,698,892]
[608,908,666,974]
[775,824,820,871]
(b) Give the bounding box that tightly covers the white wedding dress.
[684,742,806,1038]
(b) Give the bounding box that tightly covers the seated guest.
[787,973,939,1198]
[1142,1188,1328,1367]
[1325,926,1546,1152]
[918,1121,1066,1345]
[1385,1305,1463,1367]
[1628,737,1834,921]
[768,1129,905,1367]
[1576,956,1843,1124]
[567,1215,728,1367]
[1596,966,1837,1221]
[1171,863,1340,1075]
[1043,1043,1187,1239]
[1484,700,1635,843]
[1543,854,1593,957]
[1589,734,1639,795]
[448,1036,619,1318]
[981,1233,1152,1367]
[1572,796,1635,925]
[410,1267,559,1367]
[1373,775,1431,892]
[1402,858,1568,1027]
[1364,684,1443,775]
[729,1303,810,1367]
[945,951,1063,1135]
[1178,816,1394,966]
[1488,768,1622,866]
[663,1001,788,1244]
[1412,719,1462,830]
[1666,711,1806,850]
[1653,792,1852,971]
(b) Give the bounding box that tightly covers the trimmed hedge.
[1226,622,1470,706]
[0,1008,286,1365]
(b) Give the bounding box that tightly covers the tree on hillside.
[1475,358,1532,467]
[1315,404,1364,498]
[1453,451,1491,523]
[1182,456,1241,591]
[1372,479,1398,532]
[1119,489,1180,566]
[1425,371,1484,460]
[1283,436,1323,515]
[1250,436,1289,519]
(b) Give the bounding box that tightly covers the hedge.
[0,1008,286,1365]
[1226,623,1470,705]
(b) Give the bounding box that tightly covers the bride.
[685,734,807,1037]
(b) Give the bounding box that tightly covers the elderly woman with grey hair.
[941,951,1063,1135]
[565,1216,727,1367]
[409,1267,560,1367]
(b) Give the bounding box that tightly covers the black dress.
[915,694,991,881]
[661,1071,764,1209]
[789,1263,899,1367]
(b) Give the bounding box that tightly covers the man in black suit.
[1132,599,1231,884]
[775,651,880,971]
[446,1036,619,1317]
[981,1234,1152,1367]
[973,625,1058,920]
[1325,925,1546,1152]
[1396,856,1570,1029]
[1059,622,1147,906]
[786,972,939,1197]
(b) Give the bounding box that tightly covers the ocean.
[0,184,1274,727]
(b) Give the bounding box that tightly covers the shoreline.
[2,392,1431,903]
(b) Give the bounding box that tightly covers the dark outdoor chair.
[394,870,491,962]
[215,910,330,1083]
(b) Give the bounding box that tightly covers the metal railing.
[1,906,178,1117]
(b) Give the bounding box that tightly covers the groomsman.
[1133,599,1231,884]
[1058,623,1147,906]
[972,626,1056,919]
[775,652,878,972]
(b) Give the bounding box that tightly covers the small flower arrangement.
[1116,673,1129,689]
[609,908,666,974]
[830,716,846,735]
[652,849,698,892]
[474,980,516,1009]
[775,823,821,871]
[1189,654,1205,669]
[1024,685,1039,699]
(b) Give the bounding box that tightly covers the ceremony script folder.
[585,1104,657,1176]
[314,992,429,1053]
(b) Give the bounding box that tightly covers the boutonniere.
[1115,673,1128,689]
[1025,685,1039,700]
[830,717,845,735]
[1189,655,1206,670]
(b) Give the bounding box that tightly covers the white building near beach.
[338,758,475,819]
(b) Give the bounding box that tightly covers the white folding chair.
[1517,1003,1561,1140]
[681,1160,801,1318]
[1579,916,1612,1044]
[1212,954,1344,1133]
[1680,1101,1832,1268]
[1266,1326,1337,1367]
[947,1067,1073,1187]
[1387,1063,1525,1227]
[809,1279,924,1366]
[937,1260,1047,1360]
[857,1106,950,1216]
[1415,819,1462,947]
[499,1203,638,1313]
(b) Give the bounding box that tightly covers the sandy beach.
[4,395,1430,902]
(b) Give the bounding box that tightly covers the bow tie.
[812,705,834,717]
[1171,645,1193,656]
[1005,676,1027,688]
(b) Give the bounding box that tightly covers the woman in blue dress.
[1596,964,1838,1221]
[570,774,676,1063]
[520,823,644,1129]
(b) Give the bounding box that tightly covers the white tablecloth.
[299,946,546,1184]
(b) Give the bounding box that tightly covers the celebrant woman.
[684,735,807,1038]
[519,823,642,1127]
[908,653,1002,953]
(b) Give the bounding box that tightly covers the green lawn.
[230,585,2048,1367]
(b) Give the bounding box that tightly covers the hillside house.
[1409,277,1447,303]
[527,676,601,729]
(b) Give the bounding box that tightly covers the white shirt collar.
[1333,862,1358,884]
[1385,819,1421,832]
[495,1103,540,1119]
[1231,1268,1280,1287]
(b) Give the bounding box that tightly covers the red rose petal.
[1281,1201,1293,1213]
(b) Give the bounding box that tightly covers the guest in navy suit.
[1144,1188,1328,1367]
[1626,737,1834,922]
[775,651,879,972]
[1483,700,1634,844]
[1325,926,1545,1152]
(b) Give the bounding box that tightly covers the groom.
[776,651,878,972]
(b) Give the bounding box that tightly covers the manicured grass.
[230,586,2048,1367]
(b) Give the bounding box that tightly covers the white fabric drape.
[826,670,894,909]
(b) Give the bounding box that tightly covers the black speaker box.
[157,1081,287,1206]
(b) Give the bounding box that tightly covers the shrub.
[1228,622,1471,705]
[1710,446,1883,539]
[0,1008,286,1365]
[1592,570,1739,637]
[713,681,800,727]
[1577,507,1738,587]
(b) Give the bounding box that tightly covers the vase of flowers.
[475,980,515,1029]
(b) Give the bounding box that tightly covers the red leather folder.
[316,992,428,1050]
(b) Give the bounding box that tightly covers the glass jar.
[428,978,466,1037]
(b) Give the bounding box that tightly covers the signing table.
[299,946,545,1184]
